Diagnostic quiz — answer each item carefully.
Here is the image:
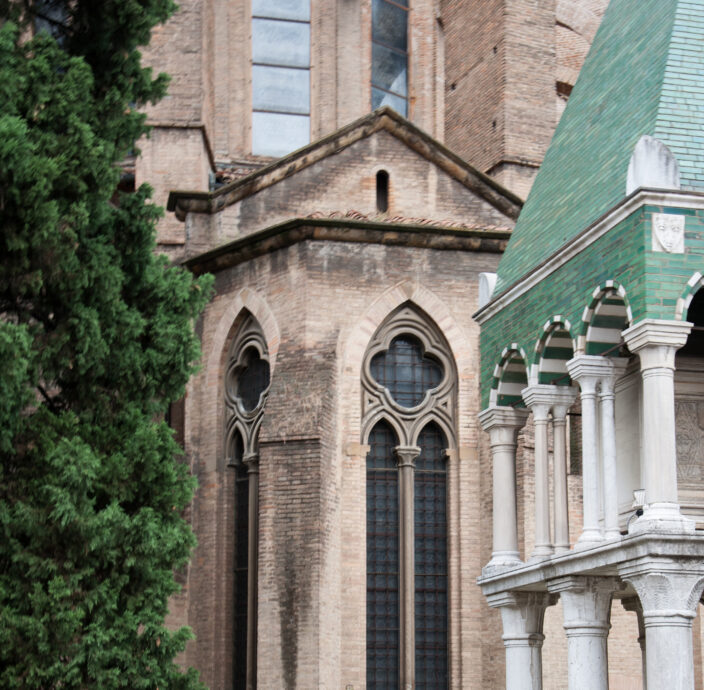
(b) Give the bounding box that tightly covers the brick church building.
[129,1,704,687]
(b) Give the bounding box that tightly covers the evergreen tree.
[0,2,212,687]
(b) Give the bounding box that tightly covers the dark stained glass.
[367,421,400,688]
[232,432,249,689]
[414,424,448,688]
[237,348,270,412]
[370,336,443,408]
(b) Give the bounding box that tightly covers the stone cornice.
[181,218,511,275]
[474,188,704,325]
[477,532,704,596]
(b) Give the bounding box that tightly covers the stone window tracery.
[225,314,271,690]
[362,304,455,688]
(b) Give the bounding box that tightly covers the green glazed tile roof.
[495,0,704,294]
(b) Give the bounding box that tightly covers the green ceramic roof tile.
[495,0,687,293]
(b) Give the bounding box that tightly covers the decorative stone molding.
[622,319,692,369]
[225,315,271,463]
[361,304,456,447]
[480,406,530,571]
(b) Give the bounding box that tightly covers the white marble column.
[522,387,553,559]
[550,388,578,553]
[621,596,646,690]
[566,356,605,545]
[395,445,420,690]
[622,319,694,531]
[620,558,704,690]
[548,576,617,690]
[487,591,556,690]
[598,358,628,540]
[479,407,530,570]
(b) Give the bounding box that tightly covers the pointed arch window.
[225,315,271,690]
[363,305,455,688]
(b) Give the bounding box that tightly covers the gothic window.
[371,0,409,116]
[251,0,311,156]
[363,305,455,688]
[225,315,271,690]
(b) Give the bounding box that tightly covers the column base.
[575,528,605,548]
[630,503,695,534]
[484,552,524,575]
[529,545,553,561]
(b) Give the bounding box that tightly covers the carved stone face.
[652,213,684,253]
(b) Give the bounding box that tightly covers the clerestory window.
[362,305,455,688]
[225,314,271,690]
[371,0,409,116]
[251,0,311,157]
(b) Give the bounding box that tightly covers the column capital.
[548,576,619,636]
[622,319,692,370]
[479,406,530,433]
[395,445,420,468]
[618,557,704,620]
[243,451,259,468]
[520,385,556,419]
[566,353,628,390]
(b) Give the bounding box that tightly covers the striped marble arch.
[535,318,575,386]
[582,283,632,357]
[492,345,529,407]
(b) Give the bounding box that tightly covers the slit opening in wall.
[376,170,389,214]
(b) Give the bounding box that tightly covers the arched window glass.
[366,421,400,686]
[370,336,443,408]
[362,304,455,688]
[225,314,271,690]
[371,0,409,116]
[414,423,448,687]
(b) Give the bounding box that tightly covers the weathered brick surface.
[181,237,502,688]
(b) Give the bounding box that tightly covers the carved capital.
[548,576,620,634]
[619,557,704,621]
[486,591,557,645]
[395,445,420,468]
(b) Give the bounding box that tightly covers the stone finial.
[626,134,680,195]
[478,272,497,308]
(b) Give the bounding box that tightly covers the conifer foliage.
[0,2,211,687]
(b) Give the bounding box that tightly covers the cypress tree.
[0,2,211,687]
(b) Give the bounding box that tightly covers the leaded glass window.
[414,423,448,688]
[370,336,443,408]
[252,0,311,156]
[363,305,455,688]
[367,421,400,687]
[236,348,271,412]
[371,0,409,116]
[225,315,270,690]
